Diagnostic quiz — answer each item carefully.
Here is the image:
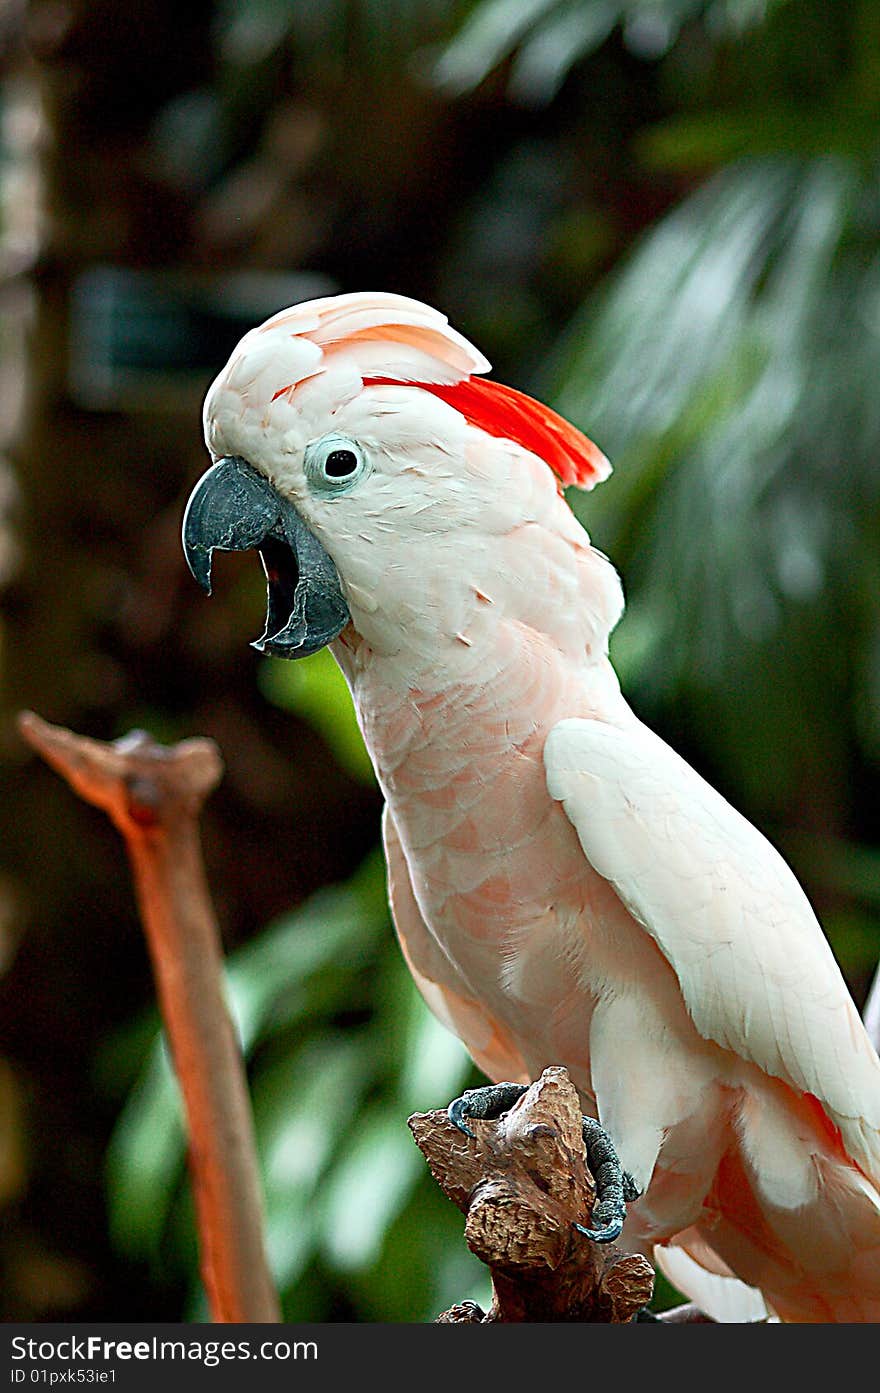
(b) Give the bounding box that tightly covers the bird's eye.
[325,449,358,478]
[304,434,369,494]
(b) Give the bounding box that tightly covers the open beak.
[182,456,350,658]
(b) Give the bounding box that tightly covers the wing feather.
[544,716,880,1178]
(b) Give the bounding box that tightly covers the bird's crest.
[209,291,610,491]
[404,377,610,492]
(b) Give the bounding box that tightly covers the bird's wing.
[544,717,880,1178]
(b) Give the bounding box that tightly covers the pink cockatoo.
[183,290,880,1322]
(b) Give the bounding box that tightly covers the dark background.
[0,0,877,1321]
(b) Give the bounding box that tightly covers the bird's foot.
[447,1082,529,1139]
[574,1115,640,1244]
[446,1083,639,1245]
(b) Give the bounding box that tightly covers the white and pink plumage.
[191,290,880,1321]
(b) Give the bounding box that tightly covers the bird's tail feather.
[653,1243,771,1323]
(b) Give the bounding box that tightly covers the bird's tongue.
[182,455,350,659]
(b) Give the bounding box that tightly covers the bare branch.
[18,711,280,1324]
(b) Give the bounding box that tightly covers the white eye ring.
[304,433,369,494]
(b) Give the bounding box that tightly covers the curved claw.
[574,1217,625,1245]
[447,1082,530,1140]
[447,1095,477,1140]
[576,1115,640,1245]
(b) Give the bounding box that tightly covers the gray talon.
[447,1095,476,1139]
[447,1082,529,1138]
[574,1216,625,1244]
[577,1115,640,1244]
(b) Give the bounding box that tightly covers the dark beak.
[182,456,350,658]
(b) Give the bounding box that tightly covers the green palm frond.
[434,0,793,102]
[549,150,880,945]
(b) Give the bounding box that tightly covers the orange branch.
[18,711,280,1324]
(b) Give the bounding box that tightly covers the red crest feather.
[365,376,610,491]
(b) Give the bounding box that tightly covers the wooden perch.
[17,711,280,1324]
[409,1067,655,1322]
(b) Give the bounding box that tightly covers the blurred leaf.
[553,157,867,751]
[509,3,617,104]
[397,999,472,1113]
[215,0,457,69]
[433,0,567,96]
[552,159,815,471]
[258,649,376,786]
[347,1173,490,1321]
[256,1032,373,1286]
[317,1105,424,1273]
[639,104,880,171]
[105,1042,185,1266]
[434,0,791,101]
[226,860,387,1050]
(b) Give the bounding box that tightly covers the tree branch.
[17,711,280,1324]
[409,1067,655,1322]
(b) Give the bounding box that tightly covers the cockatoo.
[183,290,880,1322]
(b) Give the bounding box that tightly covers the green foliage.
[549,151,880,831]
[258,649,376,785]
[104,855,488,1320]
[435,0,792,103]
[214,0,457,71]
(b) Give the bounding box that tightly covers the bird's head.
[183,291,612,663]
